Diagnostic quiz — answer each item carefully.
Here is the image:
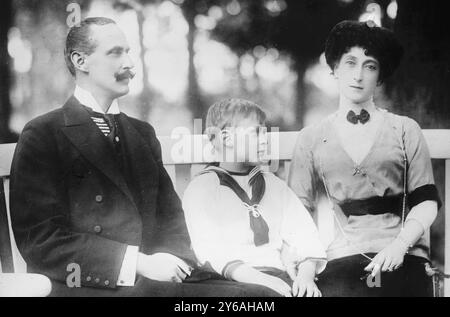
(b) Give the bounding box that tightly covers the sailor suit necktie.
[200,166,270,246]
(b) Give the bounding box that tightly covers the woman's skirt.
[316,253,433,297]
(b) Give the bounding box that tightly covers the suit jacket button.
[95,195,103,203]
[86,276,92,282]
[94,225,102,233]
[104,280,110,286]
[95,278,100,283]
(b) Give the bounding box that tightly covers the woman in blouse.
[287,20,441,297]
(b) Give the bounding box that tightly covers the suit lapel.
[61,96,136,206]
[117,113,159,200]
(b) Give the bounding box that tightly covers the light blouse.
[288,110,440,261]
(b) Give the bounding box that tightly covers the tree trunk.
[0,0,18,143]
[182,0,205,127]
[136,8,153,122]
[393,0,450,128]
[294,60,307,129]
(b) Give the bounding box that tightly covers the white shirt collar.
[74,85,120,115]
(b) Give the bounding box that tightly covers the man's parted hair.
[64,17,116,76]
[205,98,267,141]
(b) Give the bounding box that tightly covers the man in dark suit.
[9,17,278,297]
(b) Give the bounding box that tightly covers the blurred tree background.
[1,0,449,269]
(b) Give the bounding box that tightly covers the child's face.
[223,116,268,165]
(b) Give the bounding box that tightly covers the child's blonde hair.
[205,98,266,142]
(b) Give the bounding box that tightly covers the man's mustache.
[115,70,135,81]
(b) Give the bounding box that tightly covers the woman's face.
[334,46,380,105]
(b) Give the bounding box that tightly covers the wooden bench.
[1,130,450,296]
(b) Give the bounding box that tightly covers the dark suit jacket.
[10,96,196,289]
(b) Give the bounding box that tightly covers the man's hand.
[136,252,192,282]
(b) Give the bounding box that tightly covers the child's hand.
[230,264,292,297]
[259,274,293,297]
[293,259,321,297]
[364,238,409,276]
[292,278,321,297]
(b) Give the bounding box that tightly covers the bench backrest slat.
[2,130,450,175]
[0,180,14,272]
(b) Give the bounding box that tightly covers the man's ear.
[71,51,89,73]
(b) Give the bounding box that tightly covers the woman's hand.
[364,238,409,276]
[365,209,437,277]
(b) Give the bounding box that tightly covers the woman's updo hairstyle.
[325,20,404,83]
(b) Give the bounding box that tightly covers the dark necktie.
[87,108,119,144]
[200,166,270,246]
[103,113,120,144]
[346,109,370,124]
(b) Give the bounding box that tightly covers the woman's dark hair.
[64,17,116,77]
[325,20,404,83]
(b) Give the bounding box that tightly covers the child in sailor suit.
[182,98,327,297]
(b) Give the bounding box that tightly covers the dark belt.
[338,194,404,217]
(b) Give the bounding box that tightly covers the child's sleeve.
[182,175,249,278]
[280,181,327,274]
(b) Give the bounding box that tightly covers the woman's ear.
[71,51,88,73]
[376,72,384,86]
[331,65,338,79]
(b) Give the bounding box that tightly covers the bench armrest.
[0,273,52,297]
